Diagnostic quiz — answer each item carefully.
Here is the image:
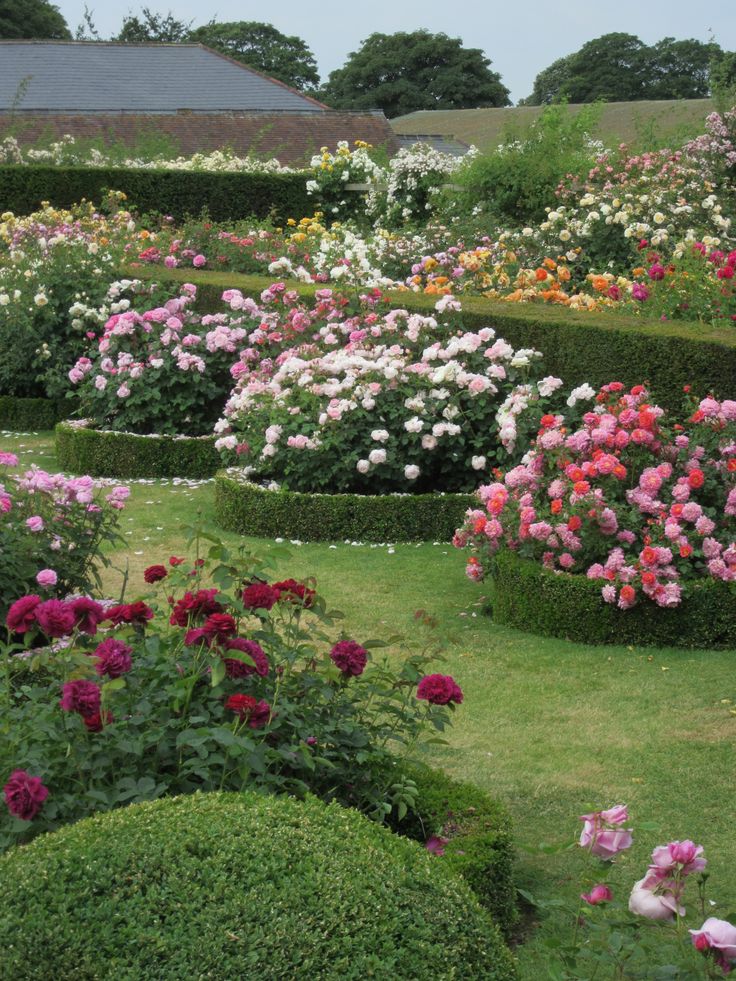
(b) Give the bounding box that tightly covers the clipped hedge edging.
[0,396,68,431]
[137,267,736,412]
[0,791,517,981]
[214,472,474,542]
[391,761,517,938]
[55,423,220,479]
[488,550,736,649]
[0,164,313,222]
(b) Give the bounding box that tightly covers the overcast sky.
[55,0,736,103]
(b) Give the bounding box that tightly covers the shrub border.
[214,471,474,542]
[54,422,220,479]
[391,761,517,937]
[0,396,68,431]
[488,550,736,649]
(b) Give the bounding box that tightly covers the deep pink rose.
[92,638,132,678]
[579,805,633,859]
[649,840,707,880]
[60,679,101,718]
[5,595,41,634]
[223,638,269,677]
[70,597,106,635]
[248,699,271,729]
[3,769,48,820]
[416,674,464,706]
[36,599,76,638]
[581,884,613,905]
[241,582,278,611]
[330,640,368,677]
[426,835,449,856]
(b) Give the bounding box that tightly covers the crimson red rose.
[69,597,106,635]
[169,556,185,566]
[330,640,368,677]
[35,599,76,638]
[144,564,168,584]
[3,769,48,821]
[224,638,269,677]
[92,638,132,678]
[83,709,114,733]
[416,674,464,706]
[225,693,257,719]
[273,578,316,608]
[203,613,237,642]
[184,627,210,647]
[60,679,101,718]
[169,589,223,627]
[241,582,278,611]
[5,595,41,634]
[106,602,154,626]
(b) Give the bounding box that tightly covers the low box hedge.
[0,164,313,222]
[0,791,518,980]
[488,550,736,649]
[136,267,736,412]
[55,423,220,479]
[390,761,517,938]
[0,396,68,431]
[214,471,474,542]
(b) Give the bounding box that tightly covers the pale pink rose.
[649,840,706,880]
[629,877,683,921]
[26,516,44,532]
[579,805,632,859]
[36,569,57,587]
[581,884,613,905]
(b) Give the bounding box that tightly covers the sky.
[55,0,736,103]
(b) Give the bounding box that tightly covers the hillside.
[391,99,714,151]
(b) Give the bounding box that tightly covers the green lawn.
[4,430,735,977]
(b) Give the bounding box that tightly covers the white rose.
[368,448,386,465]
[371,429,389,442]
[356,459,370,473]
[471,456,486,470]
[404,465,420,480]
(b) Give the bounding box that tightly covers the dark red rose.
[330,640,368,677]
[70,597,106,635]
[203,613,237,642]
[273,578,316,608]
[241,582,278,611]
[92,638,132,678]
[169,556,185,566]
[225,693,257,719]
[35,599,76,638]
[106,601,154,626]
[144,564,168,584]
[169,589,223,627]
[223,638,269,677]
[248,699,272,729]
[416,674,464,706]
[5,595,41,634]
[60,679,101,718]
[184,627,210,647]
[3,770,48,820]
[82,709,114,732]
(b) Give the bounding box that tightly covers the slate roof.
[0,112,401,166]
[0,41,327,113]
[395,134,471,157]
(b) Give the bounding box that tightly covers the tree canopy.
[187,21,320,92]
[524,33,723,104]
[115,7,191,44]
[320,30,510,118]
[0,0,71,39]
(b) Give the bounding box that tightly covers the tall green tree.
[320,30,510,118]
[115,7,191,44]
[646,38,721,99]
[0,0,71,39]
[187,21,319,92]
[520,55,575,105]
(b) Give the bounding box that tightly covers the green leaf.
[210,659,226,687]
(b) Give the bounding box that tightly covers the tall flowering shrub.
[217,295,563,494]
[455,384,736,609]
[1,540,462,848]
[0,452,127,616]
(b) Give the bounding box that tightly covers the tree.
[319,30,510,118]
[646,38,721,99]
[520,55,575,105]
[710,50,736,98]
[563,33,650,103]
[187,21,319,92]
[0,0,71,39]
[115,7,191,44]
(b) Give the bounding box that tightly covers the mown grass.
[4,429,735,977]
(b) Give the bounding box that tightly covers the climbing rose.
[3,770,48,821]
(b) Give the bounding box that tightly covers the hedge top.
[0,791,517,981]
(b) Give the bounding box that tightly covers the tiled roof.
[0,112,401,166]
[0,41,326,112]
[395,134,471,157]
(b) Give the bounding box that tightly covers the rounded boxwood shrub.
[0,396,68,432]
[0,792,517,981]
[214,471,475,542]
[489,550,736,649]
[55,422,220,479]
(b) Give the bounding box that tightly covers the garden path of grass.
[4,430,735,977]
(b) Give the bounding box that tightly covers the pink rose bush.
[0,452,127,618]
[217,293,567,493]
[455,383,736,609]
[1,541,462,848]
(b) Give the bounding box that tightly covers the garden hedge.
[137,267,736,412]
[488,550,736,649]
[390,761,517,937]
[0,792,517,981]
[214,472,474,542]
[0,396,68,431]
[55,423,220,479]
[0,165,312,222]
